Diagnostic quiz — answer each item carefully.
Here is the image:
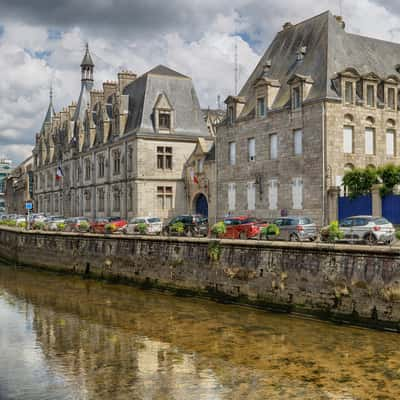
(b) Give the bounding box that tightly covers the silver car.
[273,216,317,241]
[123,217,162,235]
[339,216,395,244]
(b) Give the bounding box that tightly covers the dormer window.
[159,112,171,130]
[228,105,234,124]
[366,84,375,107]
[257,97,266,117]
[344,81,354,104]
[292,86,301,110]
[387,87,396,110]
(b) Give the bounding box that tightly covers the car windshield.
[374,217,390,225]
[224,219,241,225]
[148,218,161,223]
[299,217,312,225]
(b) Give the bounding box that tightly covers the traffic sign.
[25,201,33,210]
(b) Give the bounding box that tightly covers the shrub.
[136,222,147,234]
[171,221,185,235]
[57,222,65,232]
[17,221,27,229]
[211,221,226,237]
[208,241,221,261]
[260,224,280,240]
[78,221,90,232]
[105,223,117,234]
[343,167,378,198]
[33,221,44,230]
[320,221,344,242]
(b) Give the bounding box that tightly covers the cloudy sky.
[1,0,400,164]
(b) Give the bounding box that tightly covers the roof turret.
[80,43,94,67]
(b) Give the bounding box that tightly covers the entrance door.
[195,193,208,217]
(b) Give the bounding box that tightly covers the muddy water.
[0,265,399,399]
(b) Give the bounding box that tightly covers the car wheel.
[289,234,299,242]
[364,233,377,245]
[239,232,247,240]
[185,228,193,237]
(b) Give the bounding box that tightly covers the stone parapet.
[1,226,400,331]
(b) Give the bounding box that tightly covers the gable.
[154,92,173,110]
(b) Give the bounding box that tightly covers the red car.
[90,217,127,233]
[219,216,267,239]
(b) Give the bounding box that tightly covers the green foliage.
[33,221,45,230]
[17,221,27,229]
[171,221,185,235]
[378,164,400,196]
[320,221,344,242]
[57,222,65,231]
[342,167,378,198]
[136,222,147,234]
[78,221,89,232]
[208,241,221,261]
[261,224,280,237]
[105,223,117,234]
[211,221,226,236]
[396,230,400,241]
[0,219,17,227]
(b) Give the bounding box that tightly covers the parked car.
[337,216,395,244]
[272,216,317,242]
[163,215,208,237]
[65,217,90,232]
[31,213,46,225]
[44,216,65,231]
[90,217,127,234]
[122,217,163,235]
[215,216,267,240]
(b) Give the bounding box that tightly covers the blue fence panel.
[382,194,400,224]
[338,195,372,221]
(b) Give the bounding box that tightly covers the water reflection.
[0,265,399,399]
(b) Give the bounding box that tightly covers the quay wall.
[1,226,400,330]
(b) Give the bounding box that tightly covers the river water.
[0,265,400,400]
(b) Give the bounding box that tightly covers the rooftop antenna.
[234,38,238,95]
[217,94,221,109]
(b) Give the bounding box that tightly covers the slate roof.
[123,65,209,137]
[239,10,400,116]
[81,44,94,67]
[40,94,55,133]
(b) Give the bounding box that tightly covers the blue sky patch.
[48,29,62,40]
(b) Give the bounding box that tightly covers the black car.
[163,215,208,237]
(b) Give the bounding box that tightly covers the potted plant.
[320,221,344,242]
[260,224,280,240]
[136,222,148,235]
[105,223,117,234]
[210,221,226,238]
[78,221,90,232]
[57,222,65,232]
[171,221,185,236]
[17,221,27,229]
[34,221,45,230]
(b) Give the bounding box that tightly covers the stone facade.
[2,226,400,330]
[33,47,211,220]
[216,11,400,225]
[4,156,33,214]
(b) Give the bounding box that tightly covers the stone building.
[4,156,33,214]
[0,158,12,213]
[33,45,211,220]
[216,11,400,224]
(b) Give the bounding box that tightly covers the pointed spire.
[40,85,55,133]
[81,42,94,67]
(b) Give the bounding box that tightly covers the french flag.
[56,166,64,181]
[190,168,199,184]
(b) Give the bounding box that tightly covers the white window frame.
[386,129,395,156]
[229,142,236,166]
[247,181,256,211]
[228,183,236,211]
[365,127,375,155]
[343,126,354,154]
[294,129,303,155]
[292,177,303,210]
[268,179,278,210]
[270,134,278,160]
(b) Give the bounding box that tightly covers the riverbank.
[1,226,400,331]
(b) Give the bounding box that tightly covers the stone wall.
[1,226,400,330]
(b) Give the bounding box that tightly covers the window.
[365,127,375,155]
[229,142,236,165]
[270,134,278,160]
[157,146,172,169]
[159,112,171,130]
[388,87,396,110]
[98,188,105,212]
[366,85,375,107]
[127,147,133,172]
[247,182,256,210]
[268,179,278,210]
[248,138,256,161]
[293,129,302,155]
[113,189,121,212]
[113,150,121,175]
[343,126,354,153]
[228,183,236,211]
[228,106,234,124]
[157,186,173,210]
[98,155,105,178]
[292,177,303,210]
[128,186,133,211]
[54,195,59,213]
[197,158,204,173]
[257,97,265,117]
[84,191,91,212]
[345,81,354,104]
[292,86,301,109]
[386,129,395,156]
[85,159,91,180]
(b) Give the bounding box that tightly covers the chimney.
[282,22,293,31]
[102,81,118,102]
[90,89,104,107]
[335,15,345,29]
[118,70,137,93]
[263,60,272,76]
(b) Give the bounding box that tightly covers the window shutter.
[294,129,302,155]
[365,128,374,155]
[248,138,256,161]
[292,178,303,209]
[229,142,236,165]
[270,134,278,159]
[228,183,236,211]
[247,182,256,210]
[386,130,395,156]
[343,126,353,153]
